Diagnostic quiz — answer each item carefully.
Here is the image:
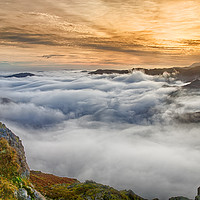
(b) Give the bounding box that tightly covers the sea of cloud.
[0,70,199,199]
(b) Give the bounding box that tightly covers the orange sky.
[0,0,200,69]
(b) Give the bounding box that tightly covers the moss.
[0,138,19,199]
[0,177,17,199]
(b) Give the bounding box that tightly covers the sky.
[0,70,200,199]
[0,0,200,69]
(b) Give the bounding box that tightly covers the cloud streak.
[41,54,65,59]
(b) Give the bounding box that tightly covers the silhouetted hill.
[4,72,35,78]
[89,69,130,75]
[89,63,200,82]
[132,64,200,81]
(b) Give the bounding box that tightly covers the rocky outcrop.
[16,187,45,200]
[0,122,30,178]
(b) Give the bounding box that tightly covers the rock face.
[0,122,30,178]
[15,183,46,200]
[0,122,46,199]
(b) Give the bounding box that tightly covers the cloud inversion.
[0,70,199,199]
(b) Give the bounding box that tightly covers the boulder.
[17,188,28,200]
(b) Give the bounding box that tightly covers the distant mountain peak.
[5,72,35,78]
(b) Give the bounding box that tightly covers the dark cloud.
[81,43,162,56]
[41,54,65,59]
[0,31,59,46]
[0,27,163,59]
[181,39,200,46]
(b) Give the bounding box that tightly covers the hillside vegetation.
[30,171,144,200]
[0,138,35,199]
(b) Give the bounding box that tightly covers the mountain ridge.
[89,63,200,82]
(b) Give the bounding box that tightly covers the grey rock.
[16,187,46,200]
[27,196,32,200]
[17,188,28,200]
[33,189,46,200]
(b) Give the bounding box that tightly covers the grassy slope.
[30,171,145,200]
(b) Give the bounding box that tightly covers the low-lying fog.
[0,70,199,199]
